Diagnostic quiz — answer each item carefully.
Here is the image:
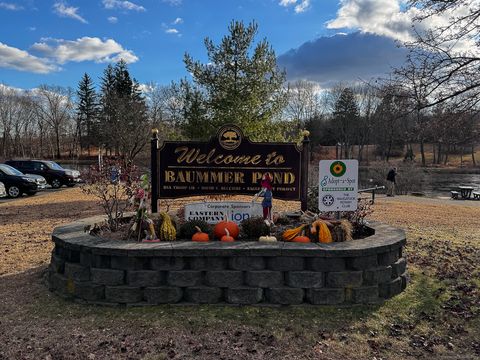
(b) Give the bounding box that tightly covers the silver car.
[0,181,5,197]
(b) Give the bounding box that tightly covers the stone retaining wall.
[49,216,408,306]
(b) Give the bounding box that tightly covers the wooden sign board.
[151,125,310,212]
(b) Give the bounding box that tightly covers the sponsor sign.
[318,160,358,211]
[157,125,302,199]
[184,201,263,224]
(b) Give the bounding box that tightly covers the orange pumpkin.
[214,218,239,239]
[192,226,209,242]
[220,228,234,242]
[292,230,310,243]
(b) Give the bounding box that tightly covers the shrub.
[81,158,140,231]
[364,162,425,195]
[307,185,320,213]
[178,219,212,239]
[240,216,270,239]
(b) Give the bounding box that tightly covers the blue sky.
[0,0,421,90]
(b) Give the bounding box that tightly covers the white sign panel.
[185,201,263,224]
[318,160,358,211]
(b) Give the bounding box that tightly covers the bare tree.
[34,85,74,159]
[285,80,322,131]
[404,0,480,109]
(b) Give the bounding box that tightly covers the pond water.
[358,168,480,197]
[60,162,480,199]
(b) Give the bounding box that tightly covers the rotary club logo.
[330,161,346,177]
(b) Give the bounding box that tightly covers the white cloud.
[0,2,23,10]
[28,26,36,31]
[0,42,58,74]
[163,0,182,6]
[172,17,183,24]
[31,37,138,64]
[165,28,179,34]
[53,2,88,24]
[326,0,476,49]
[326,0,413,42]
[279,0,310,13]
[102,0,145,12]
[108,16,118,23]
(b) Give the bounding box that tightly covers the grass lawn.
[0,188,479,359]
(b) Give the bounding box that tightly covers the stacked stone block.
[49,217,408,306]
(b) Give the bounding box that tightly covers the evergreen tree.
[99,64,117,153]
[98,60,149,164]
[332,88,359,158]
[76,73,98,155]
[183,20,287,140]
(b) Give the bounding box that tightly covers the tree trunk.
[472,144,476,166]
[420,140,426,166]
[55,128,61,159]
[358,144,364,162]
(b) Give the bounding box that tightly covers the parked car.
[5,160,81,189]
[0,164,38,198]
[0,164,47,190]
[0,181,6,198]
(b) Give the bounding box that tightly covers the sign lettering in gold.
[157,125,302,200]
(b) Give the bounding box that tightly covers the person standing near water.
[386,167,397,197]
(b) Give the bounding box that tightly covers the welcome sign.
[154,125,303,200]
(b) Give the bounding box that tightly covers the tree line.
[1,9,479,166]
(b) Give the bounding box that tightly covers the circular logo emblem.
[322,194,334,207]
[218,125,242,150]
[330,161,346,177]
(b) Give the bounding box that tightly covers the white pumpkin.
[258,235,277,242]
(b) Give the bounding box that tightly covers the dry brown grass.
[0,190,479,359]
[0,188,100,275]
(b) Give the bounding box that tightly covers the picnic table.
[458,186,475,199]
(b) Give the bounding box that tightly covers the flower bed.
[48,215,408,306]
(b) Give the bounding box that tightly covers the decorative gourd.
[214,217,239,239]
[259,235,277,242]
[159,212,176,241]
[192,226,209,242]
[292,230,310,243]
[310,219,333,243]
[282,224,307,241]
[220,228,234,242]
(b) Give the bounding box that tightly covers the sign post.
[151,129,159,213]
[300,131,310,211]
[318,160,358,212]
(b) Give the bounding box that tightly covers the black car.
[5,160,81,189]
[0,164,38,198]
